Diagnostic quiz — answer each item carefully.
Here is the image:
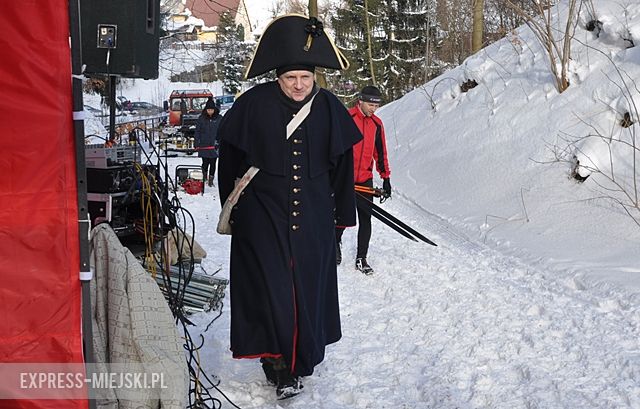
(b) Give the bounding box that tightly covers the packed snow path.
[185,177,640,409]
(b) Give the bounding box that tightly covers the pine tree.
[215,11,252,95]
[330,0,440,103]
[331,0,380,101]
[330,0,538,104]
[384,0,440,99]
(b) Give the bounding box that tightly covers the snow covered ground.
[91,0,640,406]
[168,164,640,408]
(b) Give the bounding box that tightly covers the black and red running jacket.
[348,105,391,184]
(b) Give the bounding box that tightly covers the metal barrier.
[104,114,167,144]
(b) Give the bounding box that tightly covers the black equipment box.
[87,164,158,193]
[87,166,138,193]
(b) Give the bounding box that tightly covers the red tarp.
[0,1,87,408]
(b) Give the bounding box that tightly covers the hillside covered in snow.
[380,0,640,295]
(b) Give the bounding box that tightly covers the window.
[192,97,209,110]
[171,99,182,110]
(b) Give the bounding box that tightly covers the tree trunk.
[471,0,484,53]
[364,0,376,85]
[424,9,432,81]
[308,0,318,17]
[308,0,328,88]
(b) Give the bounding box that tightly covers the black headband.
[360,94,382,103]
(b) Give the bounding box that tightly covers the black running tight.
[335,178,373,259]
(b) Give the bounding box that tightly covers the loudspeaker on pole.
[80,0,161,79]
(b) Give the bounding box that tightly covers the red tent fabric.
[0,1,87,407]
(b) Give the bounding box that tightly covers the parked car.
[85,105,105,117]
[215,94,235,114]
[86,103,131,118]
[129,101,163,116]
[116,96,133,111]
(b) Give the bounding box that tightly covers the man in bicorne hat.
[217,14,362,400]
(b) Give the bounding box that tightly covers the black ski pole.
[356,192,438,246]
[356,194,418,242]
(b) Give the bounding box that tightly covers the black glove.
[382,178,392,198]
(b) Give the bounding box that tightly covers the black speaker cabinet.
[80,0,160,79]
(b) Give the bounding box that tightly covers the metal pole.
[109,75,117,141]
[68,0,97,407]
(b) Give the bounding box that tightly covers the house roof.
[166,13,205,32]
[184,0,240,28]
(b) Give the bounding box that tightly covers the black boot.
[207,174,214,187]
[275,368,303,400]
[336,241,342,265]
[355,257,374,275]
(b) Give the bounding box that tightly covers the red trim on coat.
[233,352,283,360]
[290,257,299,374]
[291,278,298,374]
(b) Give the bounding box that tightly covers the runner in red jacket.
[336,85,391,275]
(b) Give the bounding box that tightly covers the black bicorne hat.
[245,14,350,79]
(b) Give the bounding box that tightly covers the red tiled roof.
[185,0,240,28]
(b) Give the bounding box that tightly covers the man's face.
[277,70,315,101]
[206,108,215,116]
[359,100,380,117]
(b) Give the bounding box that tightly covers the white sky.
[91,0,640,406]
[242,0,279,34]
[243,0,339,34]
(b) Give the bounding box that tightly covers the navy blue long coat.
[217,81,362,377]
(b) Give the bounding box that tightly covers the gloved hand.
[382,178,392,198]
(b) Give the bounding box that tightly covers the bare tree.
[287,0,308,14]
[436,0,474,66]
[542,52,640,226]
[363,0,377,86]
[472,0,485,53]
[503,0,580,93]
